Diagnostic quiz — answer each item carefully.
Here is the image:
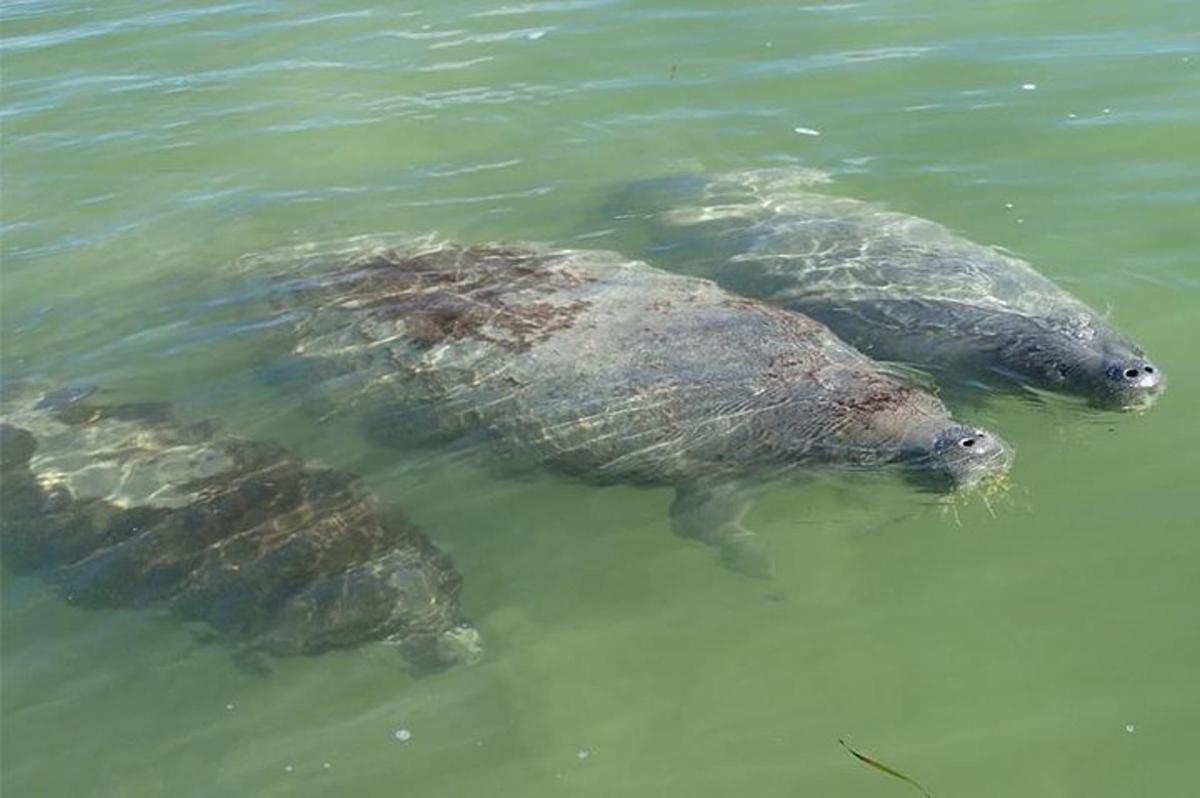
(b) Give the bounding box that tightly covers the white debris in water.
[1016,218,1025,224]
[394,728,413,742]
[225,703,235,710]
[1021,83,1037,90]
[765,41,773,47]
[1067,113,1077,118]
[1004,202,1014,209]
[1103,107,1112,114]
[284,765,294,773]
[576,748,591,760]
[1125,724,1136,733]
[527,30,546,40]
[793,126,821,136]
[323,762,332,770]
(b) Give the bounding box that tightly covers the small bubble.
[1021,83,1037,91]
[284,765,294,773]
[1067,113,1077,118]
[1103,108,1112,114]
[1125,724,1136,733]
[394,728,413,742]
[323,762,332,770]
[577,749,591,760]
[1004,202,1014,209]
[1016,218,1025,224]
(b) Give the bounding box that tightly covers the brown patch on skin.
[315,245,595,352]
[836,378,918,416]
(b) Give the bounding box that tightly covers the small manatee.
[0,383,476,669]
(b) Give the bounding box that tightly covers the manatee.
[0,382,481,669]
[613,168,1164,410]
[259,241,1013,574]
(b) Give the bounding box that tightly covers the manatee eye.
[1055,364,1070,377]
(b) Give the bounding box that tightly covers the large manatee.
[260,242,1013,574]
[0,383,481,669]
[613,168,1164,410]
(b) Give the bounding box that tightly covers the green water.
[2,1,1198,795]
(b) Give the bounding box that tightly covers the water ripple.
[0,2,266,53]
[429,27,557,50]
[746,45,935,75]
[470,0,615,18]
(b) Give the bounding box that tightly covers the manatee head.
[1085,340,1164,411]
[925,424,1014,491]
[812,380,1015,492]
[887,418,1013,493]
[992,320,1164,411]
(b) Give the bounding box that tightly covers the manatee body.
[619,168,1164,410]
[267,242,1013,571]
[0,384,480,669]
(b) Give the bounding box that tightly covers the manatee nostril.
[1144,366,1155,374]
[961,438,975,448]
[1124,368,1139,379]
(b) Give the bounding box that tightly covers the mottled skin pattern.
[623,168,1164,410]
[268,242,1013,573]
[0,384,480,669]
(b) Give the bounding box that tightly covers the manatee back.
[270,242,957,484]
[648,169,1098,328]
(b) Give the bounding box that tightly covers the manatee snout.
[928,426,1014,491]
[1098,355,1164,410]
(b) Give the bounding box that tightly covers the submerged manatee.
[617,168,1164,410]
[0,383,480,669]
[264,242,1013,574]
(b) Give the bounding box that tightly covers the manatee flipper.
[670,482,772,578]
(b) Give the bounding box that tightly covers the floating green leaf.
[838,738,933,798]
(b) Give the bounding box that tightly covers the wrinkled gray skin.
[0,383,481,670]
[268,242,1013,574]
[617,168,1164,410]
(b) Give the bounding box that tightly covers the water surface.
[2,1,1198,796]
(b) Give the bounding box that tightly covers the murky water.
[2,1,1198,796]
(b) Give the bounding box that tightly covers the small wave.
[418,56,497,73]
[427,159,523,178]
[429,27,557,50]
[0,2,263,53]
[470,0,614,18]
